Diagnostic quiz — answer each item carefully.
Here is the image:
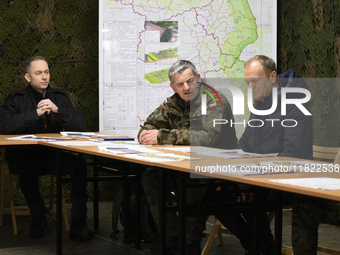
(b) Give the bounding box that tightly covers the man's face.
[244,60,276,102]
[24,60,50,95]
[170,68,201,102]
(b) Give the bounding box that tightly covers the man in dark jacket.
[0,56,93,240]
[238,56,313,159]
[216,55,313,254]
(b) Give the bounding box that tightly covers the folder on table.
[97,136,135,141]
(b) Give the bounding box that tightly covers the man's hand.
[36,99,58,116]
[139,130,159,145]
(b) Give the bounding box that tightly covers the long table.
[154,152,340,201]
[153,151,340,254]
[1,134,340,255]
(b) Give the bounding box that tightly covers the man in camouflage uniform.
[139,60,237,254]
[292,197,340,254]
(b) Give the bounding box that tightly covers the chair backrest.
[334,149,340,164]
[313,145,340,163]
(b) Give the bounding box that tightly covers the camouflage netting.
[0,0,340,207]
[0,0,99,132]
[277,0,340,146]
[0,0,122,207]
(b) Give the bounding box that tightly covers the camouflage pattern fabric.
[138,86,237,246]
[141,168,208,244]
[292,196,340,255]
[138,87,237,149]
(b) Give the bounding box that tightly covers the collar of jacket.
[166,85,203,115]
[27,83,50,101]
[190,88,203,111]
[165,93,190,114]
[254,84,282,110]
[174,91,202,112]
[254,69,308,110]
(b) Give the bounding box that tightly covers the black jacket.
[0,84,85,134]
[237,69,313,160]
[0,84,86,162]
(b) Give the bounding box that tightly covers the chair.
[202,217,230,255]
[312,146,340,254]
[313,145,340,161]
[202,146,340,255]
[269,146,340,255]
[202,210,294,255]
[0,148,69,235]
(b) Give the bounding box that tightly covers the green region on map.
[145,47,178,63]
[145,68,170,83]
[220,0,258,78]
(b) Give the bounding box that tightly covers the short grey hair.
[244,55,276,76]
[25,56,48,74]
[168,60,198,84]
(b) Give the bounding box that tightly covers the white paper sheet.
[158,146,191,153]
[270,177,340,190]
[60,132,97,137]
[6,135,37,140]
[49,141,101,146]
[98,145,164,154]
[123,153,195,162]
[7,135,74,141]
[193,147,277,159]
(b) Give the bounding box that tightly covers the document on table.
[192,147,277,159]
[6,135,74,141]
[98,145,164,154]
[94,140,141,146]
[259,161,315,172]
[157,146,191,153]
[60,132,98,137]
[96,136,135,141]
[123,153,196,162]
[7,135,37,140]
[49,141,101,146]
[270,177,340,190]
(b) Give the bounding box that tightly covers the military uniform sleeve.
[157,127,190,145]
[138,101,191,145]
[0,94,39,134]
[137,102,182,144]
[52,91,86,131]
[189,104,223,146]
[138,93,238,147]
[147,105,191,145]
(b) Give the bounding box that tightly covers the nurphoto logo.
[199,82,311,128]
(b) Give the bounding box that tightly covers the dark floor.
[0,201,339,254]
